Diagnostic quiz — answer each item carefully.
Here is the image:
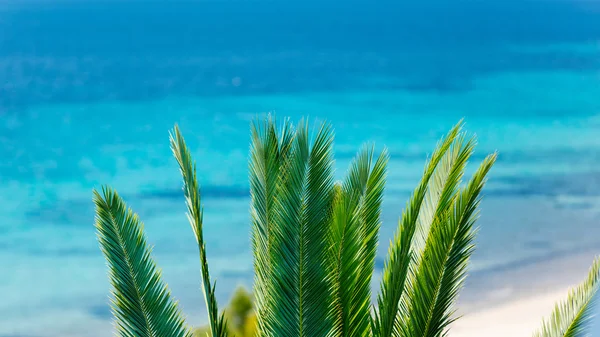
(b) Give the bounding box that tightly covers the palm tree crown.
[94,116,600,337]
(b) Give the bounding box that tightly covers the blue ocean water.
[1,0,600,335]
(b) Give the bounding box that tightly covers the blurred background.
[1,0,600,336]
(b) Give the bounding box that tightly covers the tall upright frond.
[328,145,389,337]
[269,119,336,337]
[372,122,463,337]
[397,133,476,328]
[170,126,229,337]
[94,187,192,337]
[533,257,600,337]
[248,115,295,337]
[399,153,496,337]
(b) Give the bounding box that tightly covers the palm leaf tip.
[169,124,203,240]
[93,186,192,337]
[169,126,230,337]
[533,256,600,337]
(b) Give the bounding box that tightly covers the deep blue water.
[1,0,600,336]
[2,0,600,108]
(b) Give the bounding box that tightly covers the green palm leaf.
[397,132,476,331]
[412,130,474,256]
[399,152,496,337]
[248,115,295,337]
[170,125,229,337]
[533,257,600,337]
[267,119,336,337]
[328,145,389,337]
[94,187,192,337]
[372,121,462,337]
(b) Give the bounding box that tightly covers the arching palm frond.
[399,152,496,337]
[533,257,600,337]
[397,132,477,333]
[170,125,229,337]
[411,130,474,257]
[372,121,462,337]
[327,145,389,337]
[94,187,193,337]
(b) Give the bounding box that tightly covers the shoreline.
[452,288,572,337]
[453,248,599,336]
[460,248,599,311]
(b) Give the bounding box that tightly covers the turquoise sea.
[1,0,600,335]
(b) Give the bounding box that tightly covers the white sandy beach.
[453,288,575,337]
[453,249,600,337]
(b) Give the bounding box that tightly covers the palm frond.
[268,119,336,337]
[412,132,474,255]
[248,115,295,337]
[94,187,192,337]
[170,126,229,337]
[328,145,389,337]
[397,133,476,330]
[399,152,496,337]
[533,257,600,337]
[372,121,463,337]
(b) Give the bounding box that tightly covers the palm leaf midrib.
[332,194,361,336]
[419,218,457,337]
[100,193,160,337]
[333,207,349,335]
[563,293,594,337]
[415,176,472,337]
